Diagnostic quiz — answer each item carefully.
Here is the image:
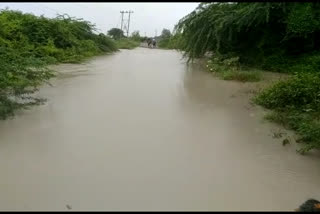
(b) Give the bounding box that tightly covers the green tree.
[175,2,320,62]
[161,28,172,39]
[131,30,141,41]
[107,28,124,40]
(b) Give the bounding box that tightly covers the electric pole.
[119,10,134,38]
[127,10,133,37]
[120,11,124,32]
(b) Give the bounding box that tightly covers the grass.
[115,38,140,50]
[206,56,320,155]
[221,70,262,82]
[206,58,263,82]
[263,110,320,154]
[254,73,320,154]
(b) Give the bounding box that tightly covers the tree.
[107,28,124,40]
[161,28,172,39]
[131,31,141,41]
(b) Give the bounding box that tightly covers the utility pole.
[119,10,134,38]
[120,11,124,32]
[127,10,133,37]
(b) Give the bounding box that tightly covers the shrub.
[0,9,118,119]
[206,55,262,82]
[0,46,55,119]
[255,73,320,153]
[115,38,139,49]
[254,73,320,111]
[0,9,118,63]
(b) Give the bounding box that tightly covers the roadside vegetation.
[115,38,140,49]
[206,57,262,82]
[254,73,320,154]
[158,29,183,50]
[107,28,140,49]
[168,2,320,154]
[0,9,118,119]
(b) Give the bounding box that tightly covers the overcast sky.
[0,3,199,37]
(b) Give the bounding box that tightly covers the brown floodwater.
[0,48,319,211]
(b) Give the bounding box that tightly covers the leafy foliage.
[176,3,320,153]
[160,28,171,39]
[254,73,320,153]
[115,38,139,50]
[175,2,320,68]
[0,9,117,119]
[107,28,124,40]
[255,73,320,111]
[158,31,184,50]
[207,56,262,82]
[0,46,55,119]
[131,31,143,42]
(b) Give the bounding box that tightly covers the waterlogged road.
[0,48,319,211]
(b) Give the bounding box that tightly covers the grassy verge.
[157,33,183,50]
[254,73,320,154]
[206,56,263,82]
[116,38,140,50]
[221,70,262,82]
[205,54,320,154]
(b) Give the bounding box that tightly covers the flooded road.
[0,48,319,211]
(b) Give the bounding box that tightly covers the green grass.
[206,55,320,154]
[263,110,320,154]
[116,38,140,50]
[221,70,262,82]
[206,57,263,82]
[254,73,320,154]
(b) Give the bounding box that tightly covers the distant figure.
[295,199,320,212]
[147,38,152,48]
[152,38,156,48]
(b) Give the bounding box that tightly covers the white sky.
[0,3,199,37]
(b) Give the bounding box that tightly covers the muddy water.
[0,48,319,211]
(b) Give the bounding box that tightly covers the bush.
[206,55,262,82]
[175,2,320,70]
[254,73,320,111]
[0,46,55,119]
[115,38,139,49]
[255,73,320,153]
[158,33,184,50]
[262,51,320,73]
[0,9,118,119]
[158,38,170,49]
[0,9,118,63]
